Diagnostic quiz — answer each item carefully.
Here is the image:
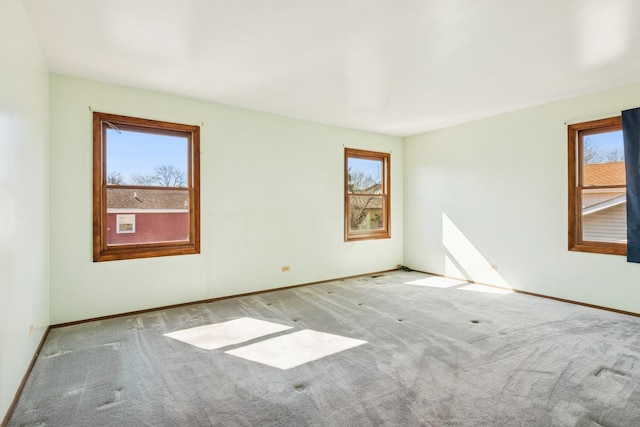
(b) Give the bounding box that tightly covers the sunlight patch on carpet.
[163,317,292,350]
[225,329,367,369]
[404,276,466,288]
[458,284,512,295]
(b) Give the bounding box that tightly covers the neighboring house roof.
[107,188,188,210]
[583,194,626,216]
[350,194,383,209]
[583,162,625,187]
[363,183,382,194]
[350,183,382,194]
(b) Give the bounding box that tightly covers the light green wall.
[0,0,49,419]
[49,74,403,324]
[404,82,640,313]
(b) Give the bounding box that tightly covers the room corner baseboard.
[50,268,400,328]
[1,326,51,427]
[512,289,640,318]
[409,268,640,318]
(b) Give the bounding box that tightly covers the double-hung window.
[568,117,626,255]
[344,148,390,241]
[93,112,200,261]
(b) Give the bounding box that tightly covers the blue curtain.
[622,108,640,263]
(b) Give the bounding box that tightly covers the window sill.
[569,242,626,256]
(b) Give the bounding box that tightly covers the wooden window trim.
[567,116,626,255]
[93,112,200,261]
[344,148,391,241]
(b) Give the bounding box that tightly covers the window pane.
[106,129,188,187]
[349,195,384,231]
[347,158,383,193]
[581,188,627,243]
[106,188,190,245]
[580,129,626,243]
[582,131,625,186]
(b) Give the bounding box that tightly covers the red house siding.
[107,212,189,245]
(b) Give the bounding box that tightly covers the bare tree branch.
[107,171,124,185]
[131,174,158,186]
[584,137,623,164]
[154,164,185,187]
[348,167,382,230]
[130,164,185,187]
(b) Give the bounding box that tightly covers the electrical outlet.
[281,265,290,272]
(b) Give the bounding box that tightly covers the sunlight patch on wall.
[442,213,511,289]
[444,253,466,281]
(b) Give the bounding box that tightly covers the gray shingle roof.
[107,188,188,210]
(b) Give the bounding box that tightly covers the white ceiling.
[21,0,640,137]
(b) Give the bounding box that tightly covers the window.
[93,112,200,261]
[116,214,136,234]
[345,148,390,241]
[568,116,626,255]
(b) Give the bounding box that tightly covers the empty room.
[3,0,640,425]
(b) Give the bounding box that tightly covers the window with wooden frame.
[93,112,200,261]
[568,116,626,255]
[345,148,390,241]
